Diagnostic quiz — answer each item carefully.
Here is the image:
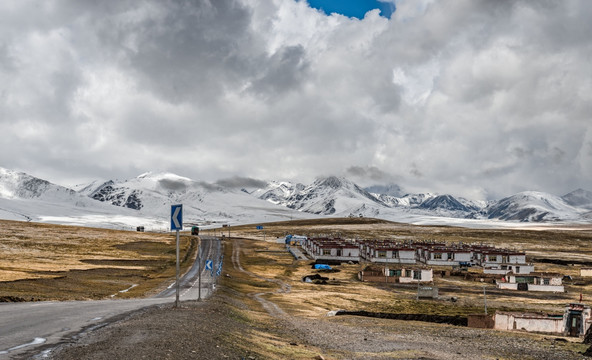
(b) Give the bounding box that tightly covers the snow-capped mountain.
[486,191,584,222]
[370,192,437,208]
[0,167,151,226]
[259,176,388,216]
[0,167,77,201]
[252,181,305,205]
[365,184,403,197]
[1,166,590,228]
[562,189,592,210]
[79,172,312,225]
[252,176,590,223]
[419,194,472,212]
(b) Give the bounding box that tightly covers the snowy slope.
[0,167,156,228]
[1,167,590,228]
[82,172,313,225]
[264,176,388,216]
[486,191,584,222]
[252,181,305,205]
[562,189,592,210]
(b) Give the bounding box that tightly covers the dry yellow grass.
[226,218,592,316]
[0,220,195,300]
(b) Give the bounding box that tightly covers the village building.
[469,303,592,337]
[494,312,565,334]
[301,237,542,281]
[497,272,564,292]
[302,237,360,263]
[359,241,416,264]
[359,265,433,284]
[418,246,472,266]
[483,263,535,275]
[478,250,527,266]
[581,268,592,277]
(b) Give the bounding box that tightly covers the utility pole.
[483,286,488,314]
[175,229,180,307]
[198,253,202,301]
[170,204,183,309]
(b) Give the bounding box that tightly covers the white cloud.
[0,0,591,199]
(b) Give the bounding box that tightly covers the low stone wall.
[336,310,467,326]
[360,275,398,283]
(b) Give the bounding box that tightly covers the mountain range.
[0,166,591,229]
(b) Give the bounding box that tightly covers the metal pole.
[175,229,180,308]
[483,286,487,314]
[198,253,202,301]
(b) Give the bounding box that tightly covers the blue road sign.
[256,225,263,230]
[171,204,183,231]
[205,260,213,271]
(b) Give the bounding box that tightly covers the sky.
[0,0,591,200]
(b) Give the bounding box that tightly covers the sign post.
[171,204,183,308]
[257,225,265,241]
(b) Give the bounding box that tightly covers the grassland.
[36,217,592,359]
[3,216,592,311]
[0,219,195,301]
[224,218,592,315]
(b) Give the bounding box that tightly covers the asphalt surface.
[0,235,221,359]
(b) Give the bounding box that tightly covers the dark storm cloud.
[215,176,267,189]
[99,0,256,105]
[248,45,310,97]
[346,166,391,182]
[158,178,188,191]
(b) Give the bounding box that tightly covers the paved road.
[0,235,222,359]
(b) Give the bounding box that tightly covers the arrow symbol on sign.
[172,206,181,229]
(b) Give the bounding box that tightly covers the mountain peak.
[562,188,592,209]
[316,176,345,189]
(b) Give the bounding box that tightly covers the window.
[543,278,550,285]
[336,249,342,256]
[323,249,331,256]
[405,269,412,277]
[378,251,386,258]
[413,271,421,280]
[489,255,497,262]
[433,253,442,260]
[392,251,398,258]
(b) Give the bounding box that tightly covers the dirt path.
[232,239,290,318]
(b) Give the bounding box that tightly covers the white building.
[360,242,416,264]
[420,247,471,266]
[497,272,564,292]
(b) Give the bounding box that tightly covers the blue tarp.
[314,264,332,270]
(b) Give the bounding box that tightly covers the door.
[568,312,582,337]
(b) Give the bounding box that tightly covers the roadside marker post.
[171,204,183,308]
[257,225,265,241]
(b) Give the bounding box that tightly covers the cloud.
[158,179,188,192]
[345,166,392,183]
[215,176,267,189]
[0,0,591,200]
